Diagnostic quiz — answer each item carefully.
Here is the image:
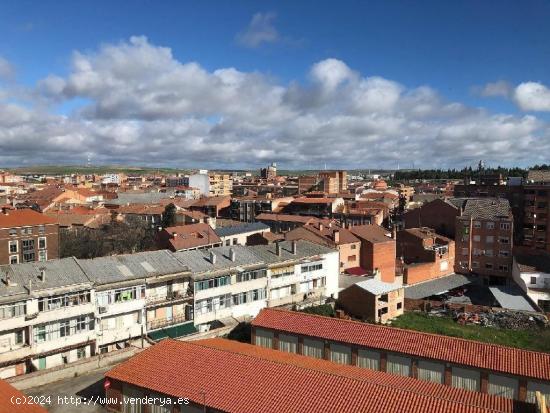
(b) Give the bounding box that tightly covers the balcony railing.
[146,290,190,305]
[147,314,189,331]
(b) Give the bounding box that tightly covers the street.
[25,366,111,413]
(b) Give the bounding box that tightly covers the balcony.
[147,313,191,331]
[145,290,191,306]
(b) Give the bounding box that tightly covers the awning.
[148,322,197,341]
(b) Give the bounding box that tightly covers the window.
[531,277,537,285]
[347,255,356,262]
[254,328,273,349]
[485,263,493,270]
[15,330,24,345]
[236,269,267,283]
[77,347,86,359]
[473,235,480,242]
[461,248,468,255]
[303,338,324,359]
[278,334,298,353]
[498,237,509,244]
[225,239,230,246]
[499,250,509,257]
[486,221,495,229]
[473,248,482,256]
[38,251,47,262]
[9,255,18,264]
[473,221,481,229]
[472,261,479,268]
[499,265,509,272]
[301,262,323,273]
[330,343,351,365]
[500,223,511,231]
[0,302,26,320]
[9,240,18,254]
[38,237,46,249]
[232,238,238,245]
[38,225,45,234]
[39,291,91,312]
[486,235,494,243]
[387,354,411,377]
[357,349,380,370]
[397,302,402,310]
[9,228,16,236]
[351,244,357,250]
[21,227,32,235]
[485,249,493,257]
[59,320,70,337]
[34,326,46,343]
[194,275,231,291]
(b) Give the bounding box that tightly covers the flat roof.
[488,285,538,312]
[252,308,550,382]
[404,274,472,299]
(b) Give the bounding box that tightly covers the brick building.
[455,199,513,284]
[0,209,59,265]
[284,222,361,272]
[403,198,463,238]
[397,227,455,285]
[338,278,404,323]
[349,224,396,282]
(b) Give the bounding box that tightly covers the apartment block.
[404,198,463,239]
[454,199,513,283]
[251,308,550,404]
[349,224,396,282]
[319,170,348,194]
[0,258,95,378]
[0,208,59,265]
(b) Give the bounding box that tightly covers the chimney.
[39,267,46,282]
[275,241,282,257]
[334,230,340,244]
[229,247,236,262]
[291,240,297,255]
[209,250,217,265]
[172,232,177,239]
[319,223,323,231]
[1,207,9,215]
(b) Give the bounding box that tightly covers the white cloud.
[236,12,280,48]
[479,80,512,98]
[514,82,550,112]
[1,36,549,169]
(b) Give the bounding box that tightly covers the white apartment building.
[0,243,340,378]
[0,258,95,378]
[175,246,268,330]
[77,250,190,353]
[251,240,340,308]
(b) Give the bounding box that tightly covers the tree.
[161,203,177,228]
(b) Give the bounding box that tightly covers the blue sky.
[1,1,550,169]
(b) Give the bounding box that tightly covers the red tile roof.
[252,308,550,382]
[0,379,47,413]
[350,224,393,243]
[0,209,58,229]
[106,338,533,413]
[161,223,221,250]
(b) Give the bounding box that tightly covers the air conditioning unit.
[98,306,107,314]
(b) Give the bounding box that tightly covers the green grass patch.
[390,312,550,353]
[300,304,335,317]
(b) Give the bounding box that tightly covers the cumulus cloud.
[514,82,550,112]
[1,36,549,169]
[478,80,512,98]
[236,12,280,48]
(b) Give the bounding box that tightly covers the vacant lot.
[390,312,550,353]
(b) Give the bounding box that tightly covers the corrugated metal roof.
[488,285,538,312]
[404,274,472,299]
[77,250,189,285]
[214,222,269,237]
[249,240,336,264]
[174,245,264,274]
[0,257,90,298]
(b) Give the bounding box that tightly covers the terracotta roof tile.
[106,338,534,413]
[0,379,47,413]
[0,209,58,229]
[252,308,550,382]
